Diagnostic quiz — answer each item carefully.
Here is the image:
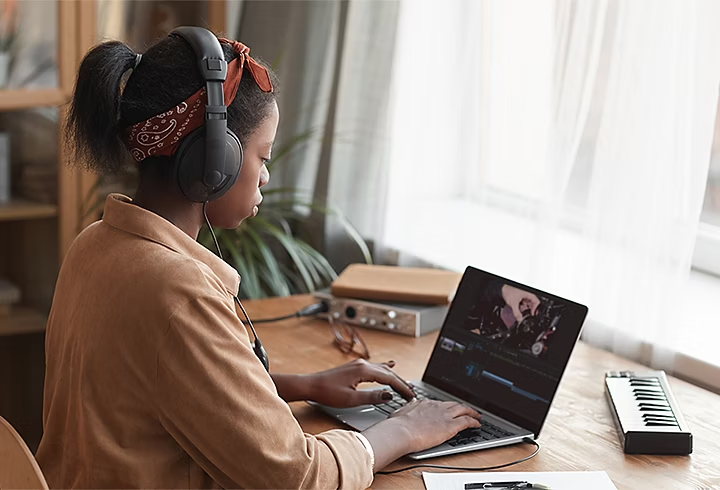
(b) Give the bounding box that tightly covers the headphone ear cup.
[175,128,243,202]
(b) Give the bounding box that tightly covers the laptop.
[314,265,588,459]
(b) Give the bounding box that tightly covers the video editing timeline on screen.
[434,332,557,409]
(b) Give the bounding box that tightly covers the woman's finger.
[362,364,415,400]
[352,388,395,406]
[448,403,482,420]
[451,415,482,433]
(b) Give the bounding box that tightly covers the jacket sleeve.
[155,294,374,489]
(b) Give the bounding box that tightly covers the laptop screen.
[422,266,588,437]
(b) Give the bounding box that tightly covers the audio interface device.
[312,289,448,337]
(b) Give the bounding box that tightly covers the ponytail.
[67,41,137,173]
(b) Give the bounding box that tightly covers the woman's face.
[206,101,279,228]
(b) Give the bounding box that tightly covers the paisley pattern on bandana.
[125,96,203,162]
[123,39,273,163]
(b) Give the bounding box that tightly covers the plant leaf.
[279,263,305,294]
[262,222,315,292]
[263,196,373,264]
[241,238,265,299]
[245,226,291,296]
[296,241,338,285]
[255,209,294,236]
[294,240,323,287]
[255,266,287,297]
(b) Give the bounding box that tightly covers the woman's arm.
[270,373,313,402]
[272,359,415,406]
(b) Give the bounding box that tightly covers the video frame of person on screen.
[462,278,565,359]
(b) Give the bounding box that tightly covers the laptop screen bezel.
[421,265,588,437]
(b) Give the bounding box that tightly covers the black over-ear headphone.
[170,26,243,203]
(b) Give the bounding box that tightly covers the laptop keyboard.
[374,386,515,446]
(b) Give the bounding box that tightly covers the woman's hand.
[303,359,415,408]
[389,399,482,452]
[363,399,482,469]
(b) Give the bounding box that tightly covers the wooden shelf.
[0,199,58,222]
[0,307,47,336]
[0,89,68,112]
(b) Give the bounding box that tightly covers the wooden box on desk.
[331,264,462,305]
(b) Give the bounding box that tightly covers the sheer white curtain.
[384,0,720,371]
[323,1,399,265]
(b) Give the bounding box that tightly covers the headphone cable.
[234,296,261,343]
[203,201,223,261]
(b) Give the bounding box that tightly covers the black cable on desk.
[250,301,329,323]
[376,437,540,475]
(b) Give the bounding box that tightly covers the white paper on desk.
[423,471,617,490]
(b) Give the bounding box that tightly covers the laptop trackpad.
[339,408,388,431]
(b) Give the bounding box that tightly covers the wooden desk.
[244,295,720,489]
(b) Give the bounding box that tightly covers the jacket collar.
[101,194,241,295]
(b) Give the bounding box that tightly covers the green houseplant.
[83,132,372,299]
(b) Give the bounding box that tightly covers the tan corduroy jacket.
[36,194,373,489]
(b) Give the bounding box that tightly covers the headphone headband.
[170,27,231,190]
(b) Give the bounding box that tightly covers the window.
[384,0,720,388]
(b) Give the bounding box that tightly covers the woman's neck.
[132,186,204,240]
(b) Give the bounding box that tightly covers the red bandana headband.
[123,39,273,163]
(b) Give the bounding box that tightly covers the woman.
[36,28,481,489]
